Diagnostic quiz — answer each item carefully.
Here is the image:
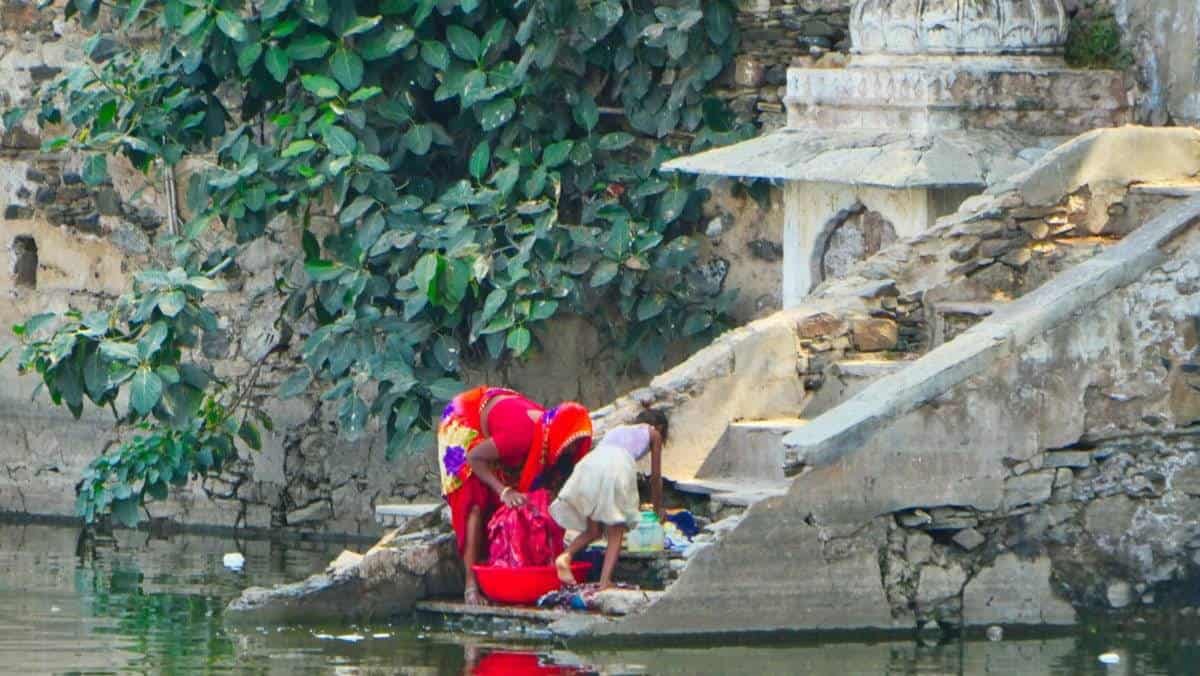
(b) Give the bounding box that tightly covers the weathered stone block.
[796,312,847,339]
[287,500,333,525]
[1044,451,1092,468]
[916,564,967,610]
[850,318,898,352]
[962,554,1076,626]
[952,528,986,551]
[1003,471,1055,510]
[1170,466,1200,496]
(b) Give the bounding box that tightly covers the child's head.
[635,408,669,443]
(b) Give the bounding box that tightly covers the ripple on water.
[2,520,1200,674]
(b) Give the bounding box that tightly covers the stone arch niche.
[816,202,898,285]
[12,235,37,288]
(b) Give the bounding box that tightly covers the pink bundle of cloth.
[487,489,565,568]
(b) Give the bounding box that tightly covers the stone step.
[417,599,568,622]
[930,300,1008,347]
[672,478,790,507]
[804,357,914,418]
[1130,179,1200,198]
[694,417,809,482]
[374,502,442,528]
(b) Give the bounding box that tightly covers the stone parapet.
[785,61,1129,135]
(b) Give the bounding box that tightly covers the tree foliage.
[4,0,751,525]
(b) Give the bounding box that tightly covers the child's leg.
[555,518,601,585]
[598,524,626,589]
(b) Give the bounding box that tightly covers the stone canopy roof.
[851,0,1068,56]
[661,128,1037,190]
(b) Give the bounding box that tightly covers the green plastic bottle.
[630,510,665,553]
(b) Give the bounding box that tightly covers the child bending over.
[550,409,667,589]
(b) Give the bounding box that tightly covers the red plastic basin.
[472,562,591,605]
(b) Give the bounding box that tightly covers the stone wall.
[1073,0,1200,126]
[576,127,1200,637]
[719,0,1200,130]
[0,2,655,534]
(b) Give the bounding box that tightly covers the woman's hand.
[501,487,527,508]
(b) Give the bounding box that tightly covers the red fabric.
[486,489,565,568]
[446,473,500,556]
[517,402,593,493]
[472,651,581,675]
[486,395,542,467]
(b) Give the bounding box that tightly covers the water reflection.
[2,520,1200,674]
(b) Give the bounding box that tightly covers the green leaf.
[100,341,139,363]
[81,155,107,187]
[479,287,506,326]
[420,41,449,70]
[478,98,515,132]
[130,367,164,416]
[111,497,141,527]
[657,188,690,224]
[360,25,415,60]
[636,294,667,321]
[339,195,374,224]
[215,11,248,41]
[597,132,634,151]
[446,25,481,62]
[305,260,344,281]
[330,47,364,90]
[428,378,462,401]
[301,74,340,98]
[529,299,558,321]
[468,141,490,181]
[404,124,433,155]
[282,139,318,157]
[590,261,618,287]
[506,326,531,355]
[542,140,572,168]
[682,312,713,336]
[348,86,383,103]
[573,94,599,132]
[158,290,186,317]
[264,46,290,82]
[137,322,168,360]
[341,15,381,37]
[237,42,263,75]
[186,276,227,292]
[238,420,262,450]
[298,0,330,25]
[324,125,357,156]
[705,3,734,44]
[413,252,440,301]
[287,33,332,60]
[357,154,390,171]
[491,163,519,194]
[261,0,291,20]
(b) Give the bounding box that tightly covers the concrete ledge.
[374,503,442,528]
[784,195,1200,469]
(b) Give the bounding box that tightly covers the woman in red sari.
[438,386,592,604]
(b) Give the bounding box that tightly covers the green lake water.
[0,519,1198,674]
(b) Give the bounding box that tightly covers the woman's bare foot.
[554,552,576,586]
[464,585,488,606]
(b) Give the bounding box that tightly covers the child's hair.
[635,408,669,443]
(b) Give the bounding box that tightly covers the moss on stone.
[1065,14,1134,70]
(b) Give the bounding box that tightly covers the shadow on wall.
[12,235,37,288]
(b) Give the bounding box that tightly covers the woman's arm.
[648,428,663,519]
[468,439,526,507]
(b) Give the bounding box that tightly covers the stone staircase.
[671,343,957,508]
[664,181,1200,512]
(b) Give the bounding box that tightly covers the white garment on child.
[550,424,651,532]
